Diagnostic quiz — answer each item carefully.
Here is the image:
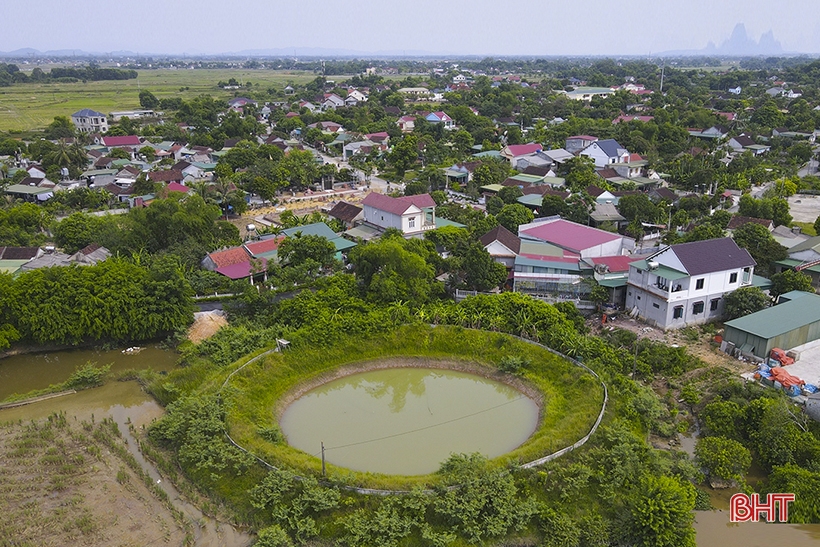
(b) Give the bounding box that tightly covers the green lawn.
[0,68,318,132]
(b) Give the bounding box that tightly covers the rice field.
[0,68,318,132]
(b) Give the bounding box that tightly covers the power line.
[315,396,527,455]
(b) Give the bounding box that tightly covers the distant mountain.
[660,23,786,57]
[711,23,783,55]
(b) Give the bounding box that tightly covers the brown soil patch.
[274,357,544,420]
[0,417,187,546]
[188,311,228,343]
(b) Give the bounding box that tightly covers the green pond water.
[0,345,178,401]
[279,367,540,475]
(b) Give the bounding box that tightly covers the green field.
[0,68,318,132]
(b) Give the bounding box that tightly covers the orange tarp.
[769,366,804,388]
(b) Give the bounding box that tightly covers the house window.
[673,306,683,319]
[710,298,720,311]
[652,303,660,309]
[695,278,704,290]
[408,217,415,228]
[729,272,738,283]
[693,301,704,314]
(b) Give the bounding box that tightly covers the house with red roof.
[361,192,436,236]
[424,111,454,129]
[397,116,416,133]
[626,238,756,329]
[500,143,543,164]
[518,217,635,259]
[102,135,141,148]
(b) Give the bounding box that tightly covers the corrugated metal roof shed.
[724,291,820,339]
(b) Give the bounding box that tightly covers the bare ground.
[0,416,188,547]
[188,311,229,344]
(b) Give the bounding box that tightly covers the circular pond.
[279,367,539,475]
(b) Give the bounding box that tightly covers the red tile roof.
[504,143,543,157]
[102,135,141,147]
[244,237,285,256]
[520,219,621,253]
[166,182,190,193]
[207,247,251,268]
[397,194,436,209]
[589,255,634,273]
[362,192,413,215]
[148,170,183,182]
[216,259,267,280]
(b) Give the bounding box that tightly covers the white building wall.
[363,205,403,230]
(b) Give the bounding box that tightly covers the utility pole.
[659,60,666,94]
[321,442,326,477]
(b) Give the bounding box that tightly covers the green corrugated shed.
[723,291,820,358]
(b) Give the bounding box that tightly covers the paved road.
[798,158,819,178]
[305,145,404,193]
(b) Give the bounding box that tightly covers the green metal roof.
[435,218,467,229]
[775,258,820,274]
[752,274,773,290]
[517,194,544,207]
[4,184,52,195]
[282,222,337,239]
[725,291,820,339]
[473,150,502,158]
[332,238,357,252]
[480,184,504,193]
[0,259,28,274]
[542,176,566,186]
[598,277,628,288]
[510,174,544,184]
[344,224,382,240]
[630,259,689,281]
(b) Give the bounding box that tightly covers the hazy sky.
[3,0,819,56]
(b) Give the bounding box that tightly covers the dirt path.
[115,414,253,547]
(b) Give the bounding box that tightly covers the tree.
[723,286,769,320]
[625,474,696,547]
[486,195,504,216]
[733,222,788,273]
[496,204,533,233]
[562,156,598,192]
[54,212,104,253]
[770,269,814,297]
[139,145,156,162]
[815,215,820,237]
[387,134,418,177]
[348,235,437,303]
[139,90,159,109]
[43,116,75,140]
[278,233,336,270]
[462,244,507,292]
[695,436,751,482]
[432,453,536,544]
[498,185,523,204]
[617,193,660,223]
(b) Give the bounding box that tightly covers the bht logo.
[730,493,795,523]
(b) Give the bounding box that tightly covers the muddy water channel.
[0,346,253,547]
[280,367,539,475]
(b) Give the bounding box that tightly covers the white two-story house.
[625,238,756,329]
[361,193,436,237]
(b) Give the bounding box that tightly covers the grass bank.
[221,325,605,490]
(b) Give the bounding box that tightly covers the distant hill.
[659,23,787,57]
